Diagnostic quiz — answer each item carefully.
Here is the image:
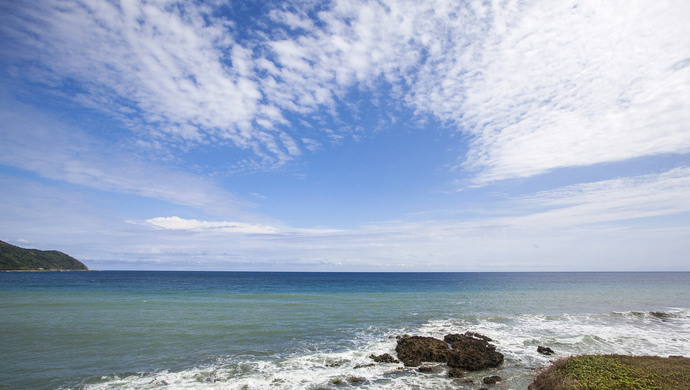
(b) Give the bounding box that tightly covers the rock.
[461,379,474,384]
[483,375,502,384]
[370,353,400,363]
[448,368,464,378]
[445,333,504,371]
[394,332,503,371]
[464,331,493,342]
[395,336,450,367]
[444,332,496,346]
[354,363,375,369]
[537,346,554,355]
[418,366,435,373]
[479,387,489,390]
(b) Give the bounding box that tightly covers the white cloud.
[414,0,690,182]
[279,132,302,156]
[301,138,322,152]
[3,161,689,270]
[266,0,690,182]
[2,0,689,183]
[123,167,690,270]
[143,216,279,234]
[0,93,249,216]
[1,0,294,166]
[501,166,690,228]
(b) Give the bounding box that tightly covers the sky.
[0,0,689,271]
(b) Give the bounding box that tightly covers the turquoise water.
[1,272,689,389]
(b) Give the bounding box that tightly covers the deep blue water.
[1,272,688,389]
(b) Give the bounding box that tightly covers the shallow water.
[1,272,688,389]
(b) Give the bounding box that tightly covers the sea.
[1,272,688,390]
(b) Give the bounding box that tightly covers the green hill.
[0,240,88,271]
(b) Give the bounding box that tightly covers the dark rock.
[448,368,464,378]
[394,332,503,371]
[445,333,504,371]
[370,353,399,363]
[537,346,554,355]
[418,366,435,373]
[479,388,489,390]
[483,375,502,384]
[444,332,496,347]
[395,336,450,367]
[354,363,375,369]
[461,379,474,384]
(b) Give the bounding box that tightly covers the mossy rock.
[529,354,690,390]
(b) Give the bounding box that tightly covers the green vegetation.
[529,355,690,390]
[0,240,88,271]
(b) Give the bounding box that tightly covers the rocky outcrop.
[394,332,503,371]
[444,332,504,371]
[537,346,554,355]
[370,353,399,363]
[395,336,451,367]
[483,375,502,384]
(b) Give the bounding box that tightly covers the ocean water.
[1,272,688,390]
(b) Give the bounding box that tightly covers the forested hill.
[0,240,89,271]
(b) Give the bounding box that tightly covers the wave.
[72,308,690,390]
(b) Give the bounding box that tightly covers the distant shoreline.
[1,269,90,272]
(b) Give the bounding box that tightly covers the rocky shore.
[530,354,690,390]
[339,332,689,390]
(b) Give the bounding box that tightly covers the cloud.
[138,216,344,236]
[0,93,250,216]
[410,0,690,182]
[268,0,690,182]
[143,216,279,234]
[1,0,295,166]
[502,166,690,228]
[2,0,689,184]
[301,138,322,152]
[3,160,689,270]
[115,167,690,270]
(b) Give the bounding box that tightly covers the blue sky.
[1,0,689,271]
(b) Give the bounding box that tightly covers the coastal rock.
[537,346,554,355]
[448,368,464,378]
[418,366,435,373]
[394,332,504,371]
[483,375,502,384]
[445,333,504,371]
[395,336,450,367]
[370,353,399,363]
